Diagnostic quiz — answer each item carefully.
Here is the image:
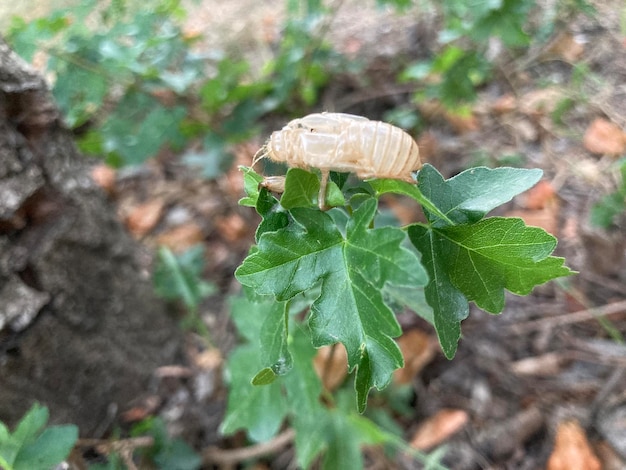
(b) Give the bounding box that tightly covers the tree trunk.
[0,39,181,435]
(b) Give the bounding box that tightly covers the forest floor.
[51,0,626,468]
[102,2,626,470]
[103,1,626,469]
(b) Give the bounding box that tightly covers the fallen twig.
[76,436,154,470]
[202,428,296,466]
[475,406,544,460]
[507,299,626,334]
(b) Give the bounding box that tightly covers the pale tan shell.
[255,112,421,182]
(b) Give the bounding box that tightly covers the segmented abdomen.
[263,113,421,181]
[343,119,420,181]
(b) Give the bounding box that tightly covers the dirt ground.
[8,0,626,468]
[101,1,626,468]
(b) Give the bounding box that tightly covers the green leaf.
[400,164,568,358]
[131,417,200,470]
[590,160,625,228]
[236,198,428,411]
[0,421,10,442]
[416,164,543,226]
[409,217,574,358]
[280,168,319,209]
[13,425,78,470]
[590,192,626,228]
[0,438,20,469]
[383,284,434,325]
[101,94,187,166]
[330,171,350,190]
[322,413,366,470]
[7,11,72,61]
[12,404,48,445]
[248,298,294,385]
[221,345,289,442]
[439,218,573,310]
[259,301,292,376]
[429,47,492,104]
[286,332,393,470]
[409,224,471,358]
[283,329,328,468]
[226,294,328,465]
[368,178,452,225]
[280,169,345,209]
[153,245,216,310]
[322,391,392,470]
[183,134,233,180]
[0,417,10,436]
[153,439,201,470]
[239,166,264,207]
[251,367,278,385]
[227,295,441,468]
[159,68,199,94]
[222,296,289,442]
[228,294,273,343]
[240,166,289,240]
[53,66,108,128]
[325,181,346,208]
[255,188,289,240]
[469,0,533,47]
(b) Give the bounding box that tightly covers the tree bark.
[0,39,181,435]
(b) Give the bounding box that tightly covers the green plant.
[265,0,343,109]
[0,403,78,470]
[86,417,201,470]
[223,291,448,469]
[401,0,595,109]
[6,0,350,176]
[8,0,196,167]
[590,158,626,228]
[222,164,572,467]
[400,0,535,108]
[439,0,535,47]
[153,245,216,336]
[130,417,201,470]
[5,1,579,467]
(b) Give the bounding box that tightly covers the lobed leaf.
[416,164,543,226]
[237,164,572,404]
[438,218,572,311]
[280,168,345,209]
[258,301,292,379]
[409,217,573,358]
[225,295,391,469]
[236,198,427,411]
[239,166,265,207]
[283,328,328,468]
[280,168,319,209]
[408,224,469,359]
[220,344,289,443]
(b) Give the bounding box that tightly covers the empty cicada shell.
[258,175,286,193]
[254,112,421,209]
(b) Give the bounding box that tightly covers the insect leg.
[260,176,286,193]
[318,169,330,211]
[251,144,268,167]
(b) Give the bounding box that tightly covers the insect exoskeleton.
[258,175,286,193]
[254,112,422,209]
